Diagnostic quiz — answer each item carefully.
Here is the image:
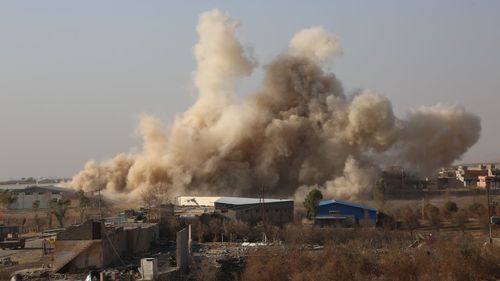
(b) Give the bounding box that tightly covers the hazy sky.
[1,1,499,180]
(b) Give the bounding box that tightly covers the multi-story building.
[477,175,500,189]
[455,163,500,188]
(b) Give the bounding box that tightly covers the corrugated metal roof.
[319,199,377,212]
[215,197,293,205]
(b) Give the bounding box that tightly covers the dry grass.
[241,233,500,281]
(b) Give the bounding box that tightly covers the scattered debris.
[408,233,436,248]
[0,257,18,267]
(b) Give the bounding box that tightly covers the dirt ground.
[0,236,45,279]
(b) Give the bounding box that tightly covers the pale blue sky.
[1,1,499,179]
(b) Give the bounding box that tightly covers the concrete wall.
[58,220,102,241]
[176,228,188,273]
[125,224,158,254]
[102,223,159,262]
[55,221,159,271]
[54,240,103,272]
[66,241,103,271]
[102,227,127,266]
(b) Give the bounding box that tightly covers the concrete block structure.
[140,258,158,280]
[53,220,159,272]
[176,227,189,273]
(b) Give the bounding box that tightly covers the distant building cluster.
[440,163,500,189]
[380,163,500,191]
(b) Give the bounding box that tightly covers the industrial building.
[315,199,377,227]
[0,185,74,209]
[177,196,294,225]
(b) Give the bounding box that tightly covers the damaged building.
[53,220,159,272]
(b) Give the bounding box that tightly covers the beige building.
[477,175,500,189]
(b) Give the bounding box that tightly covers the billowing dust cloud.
[68,9,481,201]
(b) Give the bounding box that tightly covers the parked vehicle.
[0,233,25,250]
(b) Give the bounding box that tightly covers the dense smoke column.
[395,105,481,174]
[68,10,481,202]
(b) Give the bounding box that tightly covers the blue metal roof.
[319,199,377,212]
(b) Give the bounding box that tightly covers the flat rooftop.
[177,196,293,207]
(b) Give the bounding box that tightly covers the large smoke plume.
[68,9,481,201]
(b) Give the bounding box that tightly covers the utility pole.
[97,186,103,221]
[261,185,266,242]
[261,185,265,225]
[401,167,405,188]
[487,186,493,244]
